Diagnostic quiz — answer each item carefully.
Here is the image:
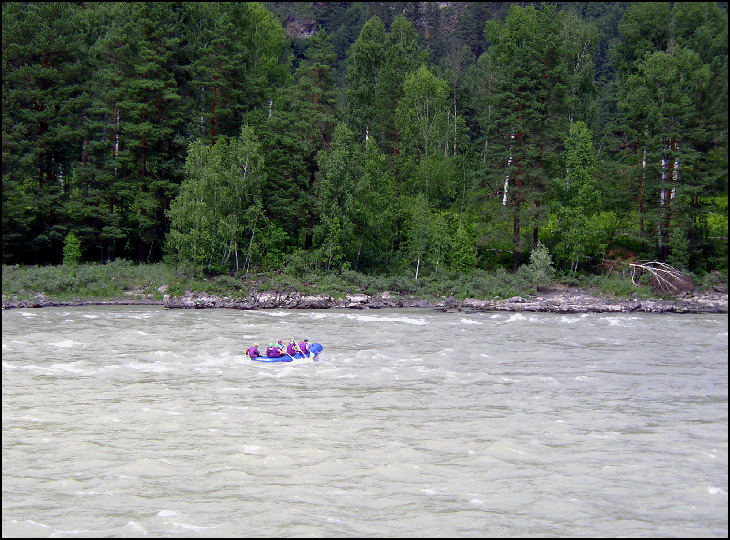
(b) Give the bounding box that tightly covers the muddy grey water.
[2,306,727,537]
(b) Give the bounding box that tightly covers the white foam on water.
[460,318,483,325]
[19,311,38,317]
[216,386,244,394]
[601,315,641,327]
[346,313,428,325]
[73,490,113,497]
[49,339,79,348]
[156,509,179,517]
[17,415,47,422]
[590,431,621,440]
[48,362,86,373]
[256,365,296,378]
[124,361,172,373]
[170,520,214,531]
[124,521,148,535]
[313,514,347,525]
[141,407,183,416]
[125,312,153,319]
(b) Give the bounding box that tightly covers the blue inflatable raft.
[251,343,323,362]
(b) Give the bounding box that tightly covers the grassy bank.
[3,259,701,305]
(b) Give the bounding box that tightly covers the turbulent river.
[2,306,727,537]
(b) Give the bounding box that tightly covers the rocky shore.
[7,287,725,314]
[161,287,728,313]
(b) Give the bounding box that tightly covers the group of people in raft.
[245,338,310,360]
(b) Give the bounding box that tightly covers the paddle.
[293,340,308,357]
[277,344,294,361]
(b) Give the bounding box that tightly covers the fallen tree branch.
[629,261,693,294]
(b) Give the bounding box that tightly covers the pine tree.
[189,2,290,144]
[373,14,425,161]
[481,4,570,270]
[264,28,339,251]
[2,2,89,263]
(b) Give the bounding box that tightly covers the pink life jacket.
[298,341,308,355]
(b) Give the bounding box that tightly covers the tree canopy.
[3,2,727,279]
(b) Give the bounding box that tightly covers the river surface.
[2,306,727,537]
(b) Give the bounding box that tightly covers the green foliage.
[668,222,691,271]
[189,274,248,297]
[614,2,727,266]
[255,223,289,271]
[396,65,450,160]
[62,233,83,267]
[546,121,614,272]
[189,2,290,144]
[1,261,174,300]
[481,4,573,269]
[579,273,654,299]
[402,193,431,279]
[166,125,264,275]
[345,15,386,138]
[519,243,556,287]
[701,270,727,291]
[449,227,477,273]
[413,267,535,300]
[1,2,726,282]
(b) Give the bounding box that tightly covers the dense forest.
[2,2,727,281]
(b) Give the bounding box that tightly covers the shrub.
[62,233,82,267]
[211,275,248,296]
[701,270,727,290]
[520,243,555,287]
